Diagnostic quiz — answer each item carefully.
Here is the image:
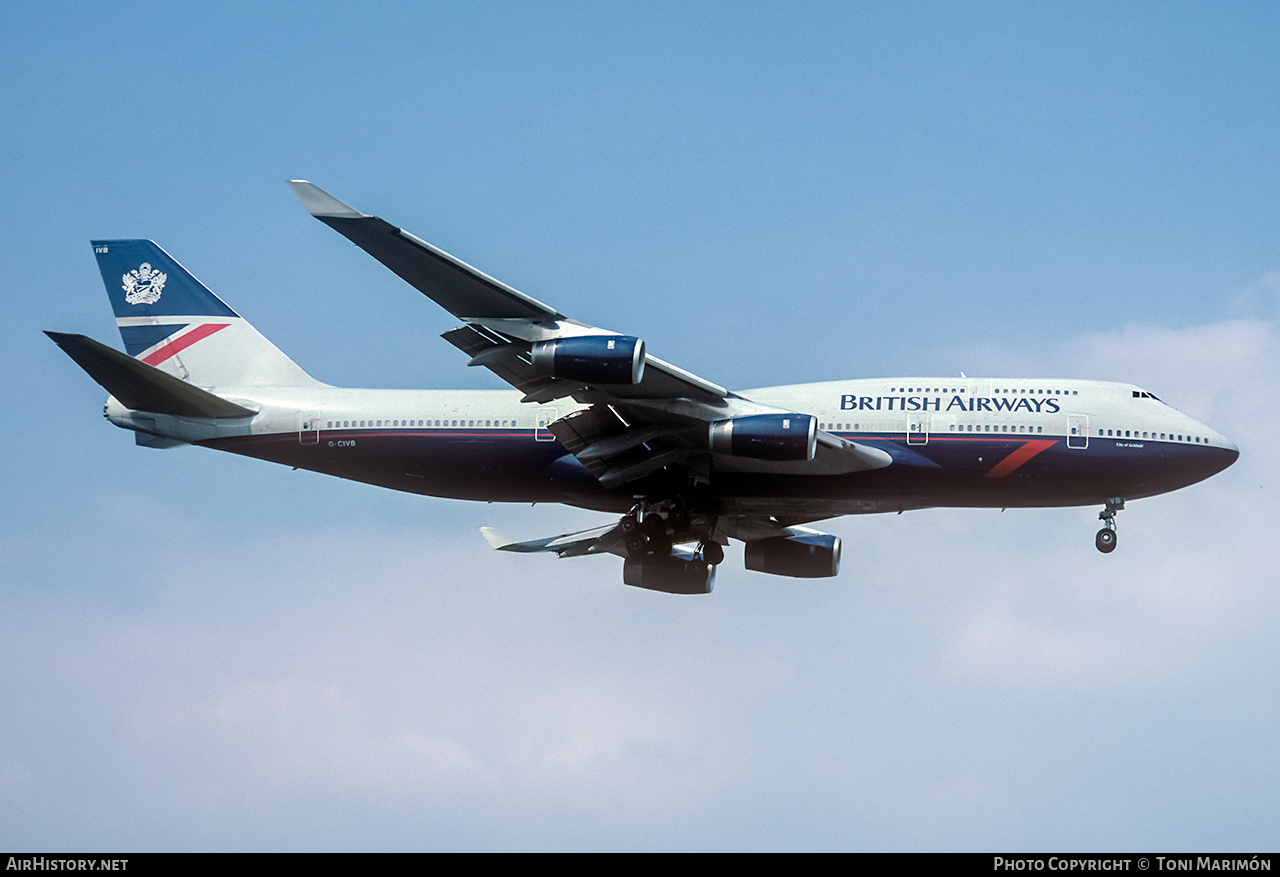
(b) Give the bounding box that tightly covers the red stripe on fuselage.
[984,439,1058,478]
[141,323,231,366]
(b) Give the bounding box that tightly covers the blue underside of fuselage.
[198,427,1238,516]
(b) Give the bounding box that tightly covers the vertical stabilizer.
[90,240,321,388]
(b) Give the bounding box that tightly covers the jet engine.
[708,413,817,461]
[744,533,841,578]
[622,555,715,594]
[530,335,646,385]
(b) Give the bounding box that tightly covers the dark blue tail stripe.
[91,240,239,320]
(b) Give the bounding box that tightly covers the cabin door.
[535,408,557,442]
[299,410,321,445]
[1067,414,1089,449]
[907,412,928,445]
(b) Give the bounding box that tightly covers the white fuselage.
[104,374,1236,518]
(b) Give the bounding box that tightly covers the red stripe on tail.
[141,323,230,366]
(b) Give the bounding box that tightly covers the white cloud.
[932,309,1279,691]
[5,310,1276,851]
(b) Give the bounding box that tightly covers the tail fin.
[90,240,321,388]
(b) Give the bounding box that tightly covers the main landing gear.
[618,503,722,595]
[618,503,724,566]
[1095,497,1125,553]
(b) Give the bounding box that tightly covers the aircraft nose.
[1173,419,1239,485]
[1204,431,1239,477]
[1223,436,1240,466]
[1210,423,1239,457]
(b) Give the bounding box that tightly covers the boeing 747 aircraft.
[47,182,1239,593]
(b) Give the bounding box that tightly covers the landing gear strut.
[617,502,720,595]
[1095,497,1124,553]
[619,513,656,556]
[618,502,722,566]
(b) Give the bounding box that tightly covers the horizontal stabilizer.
[45,332,255,419]
[135,432,188,449]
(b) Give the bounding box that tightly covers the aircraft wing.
[289,181,891,488]
[481,524,706,564]
[480,524,623,558]
[289,180,728,406]
[479,519,837,562]
[288,180,565,324]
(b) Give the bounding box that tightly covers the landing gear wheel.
[1095,497,1124,554]
[646,533,672,556]
[619,515,641,536]
[641,515,667,537]
[700,541,725,566]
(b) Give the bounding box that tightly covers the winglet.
[287,180,367,219]
[479,527,516,550]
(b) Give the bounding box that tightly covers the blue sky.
[4,1,1279,851]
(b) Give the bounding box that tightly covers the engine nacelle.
[622,555,715,595]
[708,413,817,461]
[744,533,841,578]
[530,335,645,385]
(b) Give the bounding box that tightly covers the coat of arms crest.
[122,263,167,305]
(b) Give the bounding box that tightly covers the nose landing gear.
[1095,497,1124,553]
